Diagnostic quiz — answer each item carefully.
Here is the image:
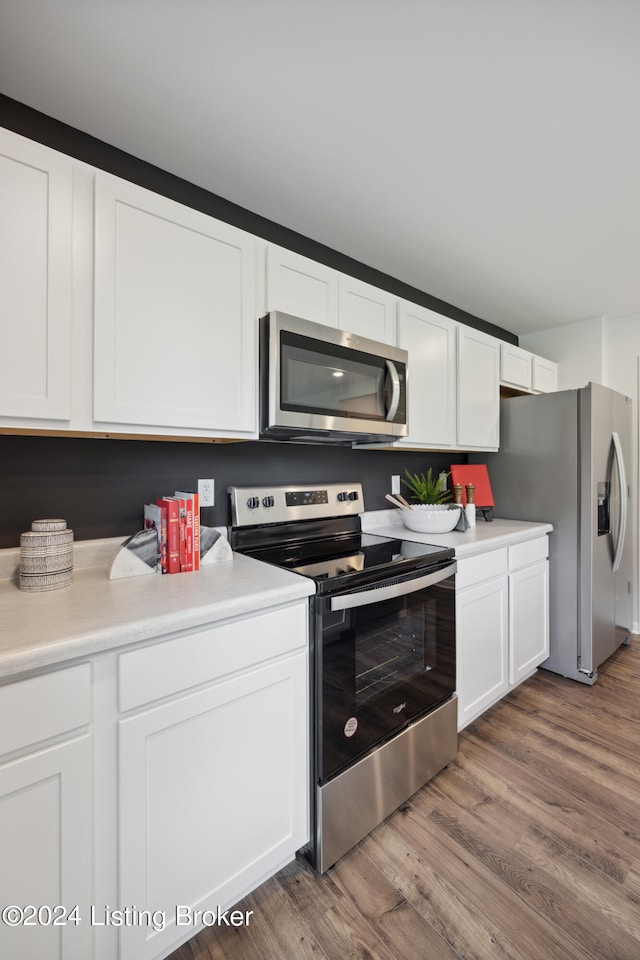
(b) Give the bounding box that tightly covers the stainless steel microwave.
[259,311,408,444]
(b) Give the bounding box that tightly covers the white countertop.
[0,538,314,680]
[0,514,552,681]
[362,510,553,558]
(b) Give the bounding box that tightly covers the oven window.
[355,598,436,706]
[280,332,387,421]
[318,575,455,784]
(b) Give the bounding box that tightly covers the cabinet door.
[118,651,308,960]
[532,355,558,393]
[337,275,395,343]
[94,174,256,435]
[0,129,72,421]
[396,303,456,448]
[456,576,509,730]
[500,343,532,390]
[457,326,500,450]
[0,736,93,960]
[510,561,549,684]
[265,245,338,326]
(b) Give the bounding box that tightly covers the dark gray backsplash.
[0,435,467,548]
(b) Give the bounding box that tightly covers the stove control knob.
[262,496,275,508]
[348,491,359,501]
[247,497,260,509]
[337,491,348,501]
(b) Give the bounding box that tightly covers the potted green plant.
[402,468,451,505]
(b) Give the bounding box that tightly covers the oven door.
[315,560,456,784]
[261,311,408,441]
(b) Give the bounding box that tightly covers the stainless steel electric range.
[228,482,457,873]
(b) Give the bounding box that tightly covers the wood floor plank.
[167,640,640,960]
[426,802,640,960]
[378,790,596,960]
[277,857,402,960]
[453,737,636,883]
[330,845,460,960]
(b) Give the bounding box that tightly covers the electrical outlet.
[198,478,214,507]
[391,474,401,495]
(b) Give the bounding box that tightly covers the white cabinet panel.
[457,327,500,450]
[0,129,72,421]
[396,303,456,448]
[118,651,308,960]
[0,736,93,960]
[0,663,90,756]
[456,536,550,729]
[337,275,395,343]
[265,245,338,326]
[456,575,509,730]
[118,602,306,711]
[94,174,257,435]
[532,355,559,393]
[500,343,532,390]
[510,561,549,684]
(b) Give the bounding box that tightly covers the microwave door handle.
[385,360,401,421]
[330,562,456,611]
[611,430,628,573]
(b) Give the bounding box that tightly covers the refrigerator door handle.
[611,430,628,573]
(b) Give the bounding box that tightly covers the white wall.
[520,317,605,389]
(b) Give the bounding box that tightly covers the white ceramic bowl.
[400,504,462,534]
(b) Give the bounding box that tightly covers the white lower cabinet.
[0,666,93,960]
[116,602,309,960]
[456,537,550,730]
[509,539,550,685]
[456,552,509,730]
[0,600,308,960]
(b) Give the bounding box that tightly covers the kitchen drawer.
[456,548,508,589]
[509,536,548,571]
[118,601,308,712]
[0,663,91,757]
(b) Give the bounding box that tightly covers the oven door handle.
[329,561,456,611]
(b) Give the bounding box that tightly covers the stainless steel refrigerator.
[481,382,632,684]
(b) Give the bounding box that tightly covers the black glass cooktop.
[238,531,454,594]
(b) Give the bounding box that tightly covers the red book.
[158,498,180,574]
[175,491,199,571]
[175,490,194,572]
[192,492,200,571]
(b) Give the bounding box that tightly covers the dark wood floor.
[169,638,640,960]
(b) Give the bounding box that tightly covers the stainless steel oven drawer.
[314,694,457,873]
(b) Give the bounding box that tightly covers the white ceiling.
[1,0,640,338]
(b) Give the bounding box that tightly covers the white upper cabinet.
[0,129,73,421]
[500,342,558,394]
[265,245,338,326]
[532,355,558,393]
[94,175,257,436]
[500,343,533,391]
[457,326,500,451]
[265,246,396,342]
[337,275,396,343]
[396,302,456,448]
